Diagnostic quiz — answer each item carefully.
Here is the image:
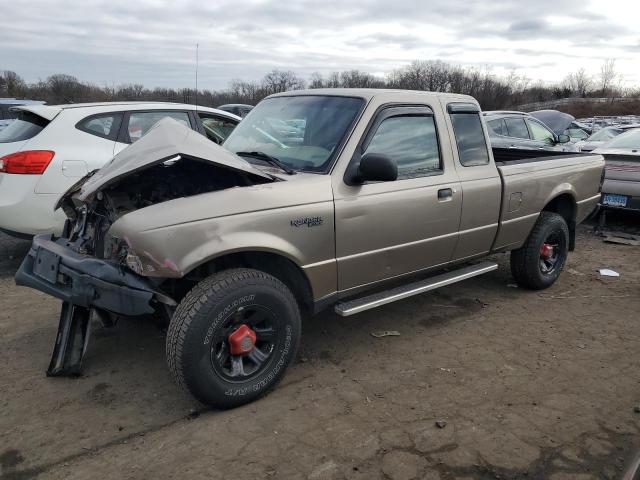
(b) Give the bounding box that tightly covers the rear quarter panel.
[31,109,118,194]
[493,154,604,251]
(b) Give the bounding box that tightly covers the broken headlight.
[125,251,157,276]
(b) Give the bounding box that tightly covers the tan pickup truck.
[16,89,604,408]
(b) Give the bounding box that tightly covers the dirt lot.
[1,217,640,480]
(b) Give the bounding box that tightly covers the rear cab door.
[332,94,462,292]
[442,101,501,260]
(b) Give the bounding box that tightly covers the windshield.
[588,127,622,142]
[0,111,49,143]
[602,130,640,149]
[223,95,364,172]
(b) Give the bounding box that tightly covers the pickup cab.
[16,89,604,408]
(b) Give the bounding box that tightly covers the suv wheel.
[166,268,301,408]
[510,212,569,290]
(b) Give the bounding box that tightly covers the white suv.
[0,102,240,236]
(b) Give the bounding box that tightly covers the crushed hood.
[58,117,273,206]
[529,110,575,135]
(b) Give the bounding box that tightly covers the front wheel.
[510,212,569,290]
[166,268,301,408]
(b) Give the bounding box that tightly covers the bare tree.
[599,59,617,97]
[1,70,27,97]
[47,74,85,103]
[3,58,638,112]
[261,70,305,95]
[563,68,591,97]
[308,72,325,89]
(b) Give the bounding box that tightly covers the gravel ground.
[1,217,639,480]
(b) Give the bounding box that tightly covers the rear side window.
[126,111,191,143]
[77,113,123,140]
[504,118,529,139]
[0,111,49,143]
[364,114,441,179]
[487,119,507,136]
[197,113,237,144]
[450,113,490,166]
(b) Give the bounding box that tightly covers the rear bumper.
[600,179,640,211]
[15,234,175,316]
[600,194,640,212]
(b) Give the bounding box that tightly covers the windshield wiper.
[236,151,296,175]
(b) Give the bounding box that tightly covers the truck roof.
[268,88,476,102]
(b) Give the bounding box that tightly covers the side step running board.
[335,261,498,317]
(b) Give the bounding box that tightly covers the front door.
[333,104,462,292]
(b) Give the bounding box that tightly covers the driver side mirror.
[354,153,398,184]
[557,134,570,144]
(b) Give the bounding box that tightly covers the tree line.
[1,58,637,113]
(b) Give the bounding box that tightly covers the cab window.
[450,113,490,166]
[364,114,441,179]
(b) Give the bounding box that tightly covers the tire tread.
[166,268,299,407]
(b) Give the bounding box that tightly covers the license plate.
[602,193,628,207]
[34,248,61,284]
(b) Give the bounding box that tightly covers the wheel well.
[542,193,577,250]
[179,251,314,315]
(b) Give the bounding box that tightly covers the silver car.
[595,129,640,211]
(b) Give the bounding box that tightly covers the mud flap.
[47,302,92,377]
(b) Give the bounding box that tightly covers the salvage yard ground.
[1,216,639,480]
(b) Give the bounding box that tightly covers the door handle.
[438,188,453,201]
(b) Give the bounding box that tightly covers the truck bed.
[492,147,595,164]
[491,148,604,252]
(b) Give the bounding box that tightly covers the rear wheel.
[510,212,569,290]
[166,268,301,408]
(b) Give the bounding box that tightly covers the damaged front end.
[15,118,275,376]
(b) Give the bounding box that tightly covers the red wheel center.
[228,324,257,355]
[540,243,554,259]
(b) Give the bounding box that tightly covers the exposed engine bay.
[59,157,272,262]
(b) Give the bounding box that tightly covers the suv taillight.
[0,150,55,174]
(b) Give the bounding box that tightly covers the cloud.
[0,0,638,88]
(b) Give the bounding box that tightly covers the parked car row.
[0,102,241,237]
[2,97,634,240]
[576,124,640,152]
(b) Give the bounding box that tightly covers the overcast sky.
[2,0,639,90]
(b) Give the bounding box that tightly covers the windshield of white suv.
[223,95,364,172]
